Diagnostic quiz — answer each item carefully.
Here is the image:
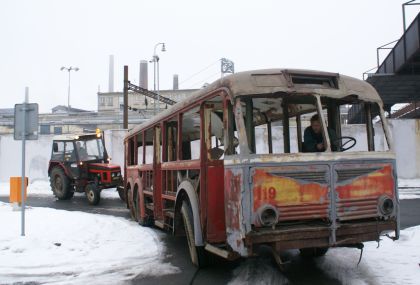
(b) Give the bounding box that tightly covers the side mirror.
[53,142,58,152]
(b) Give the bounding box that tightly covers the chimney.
[139,60,148,89]
[108,55,114,92]
[173,74,179,90]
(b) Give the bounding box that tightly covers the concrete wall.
[0,120,418,182]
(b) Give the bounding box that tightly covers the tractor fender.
[175,180,204,246]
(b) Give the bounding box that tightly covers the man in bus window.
[303,114,338,152]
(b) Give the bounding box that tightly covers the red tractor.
[48,133,124,205]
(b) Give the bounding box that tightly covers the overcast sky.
[0,0,418,112]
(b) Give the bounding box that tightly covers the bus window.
[144,128,154,164]
[204,96,225,160]
[181,106,201,160]
[165,117,178,162]
[137,132,144,165]
[240,95,317,154]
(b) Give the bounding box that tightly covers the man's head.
[76,141,82,149]
[310,114,322,134]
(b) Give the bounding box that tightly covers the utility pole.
[123,66,128,129]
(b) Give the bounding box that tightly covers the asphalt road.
[1,194,419,285]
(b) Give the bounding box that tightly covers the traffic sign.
[14,103,39,140]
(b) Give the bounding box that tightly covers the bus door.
[203,97,227,243]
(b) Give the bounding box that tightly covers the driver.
[76,141,88,160]
[303,114,338,152]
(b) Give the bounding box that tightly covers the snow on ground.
[0,202,178,284]
[229,226,420,285]
[0,180,120,199]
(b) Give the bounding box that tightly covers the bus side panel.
[206,164,226,243]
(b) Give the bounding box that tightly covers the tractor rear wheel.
[85,183,100,205]
[50,167,73,200]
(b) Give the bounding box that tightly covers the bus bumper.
[243,220,398,255]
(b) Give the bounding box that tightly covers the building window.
[54,127,62,135]
[99,97,106,106]
[40,125,50,135]
[106,97,113,106]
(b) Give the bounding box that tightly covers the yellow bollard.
[9,177,28,204]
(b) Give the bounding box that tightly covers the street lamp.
[150,42,166,114]
[60,66,79,113]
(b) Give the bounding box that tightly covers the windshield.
[76,139,105,160]
[237,94,391,154]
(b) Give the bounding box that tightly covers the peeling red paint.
[336,165,395,200]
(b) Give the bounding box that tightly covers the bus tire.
[50,167,73,200]
[299,247,329,257]
[181,201,207,268]
[85,183,100,205]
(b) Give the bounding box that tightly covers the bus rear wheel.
[299,247,329,257]
[181,201,207,268]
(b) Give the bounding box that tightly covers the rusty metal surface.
[245,220,396,251]
[224,157,399,257]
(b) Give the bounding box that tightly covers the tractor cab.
[48,132,123,205]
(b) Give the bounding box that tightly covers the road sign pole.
[21,87,28,236]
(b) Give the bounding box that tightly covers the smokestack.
[139,60,148,89]
[173,74,179,90]
[108,55,114,92]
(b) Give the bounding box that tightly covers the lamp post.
[60,66,79,113]
[150,43,166,114]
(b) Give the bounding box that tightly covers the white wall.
[0,120,418,182]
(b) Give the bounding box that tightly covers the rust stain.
[224,169,242,230]
[252,169,328,211]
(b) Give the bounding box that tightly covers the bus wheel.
[299,247,329,257]
[85,183,100,205]
[181,201,207,268]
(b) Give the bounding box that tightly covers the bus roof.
[126,68,382,139]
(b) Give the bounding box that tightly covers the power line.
[186,71,221,89]
[179,59,220,85]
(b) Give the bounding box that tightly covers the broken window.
[181,106,201,160]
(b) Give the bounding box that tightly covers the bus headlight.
[256,205,279,227]
[378,195,394,215]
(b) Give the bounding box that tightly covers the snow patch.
[0,202,178,284]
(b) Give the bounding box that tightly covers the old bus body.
[124,69,399,266]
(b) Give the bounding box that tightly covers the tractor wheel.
[50,167,73,200]
[181,201,207,268]
[117,186,126,202]
[299,247,329,258]
[85,183,100,205]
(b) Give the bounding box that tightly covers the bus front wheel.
[181,201,207,268]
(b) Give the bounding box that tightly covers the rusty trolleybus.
[124,69,399,267]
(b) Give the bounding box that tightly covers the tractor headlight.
[378,195,394,216]
[256,205,279,227]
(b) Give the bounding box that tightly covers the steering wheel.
[333,136,356,152]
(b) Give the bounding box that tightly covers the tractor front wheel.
[85,183,100,205]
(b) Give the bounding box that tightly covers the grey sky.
[0,0,417,113]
